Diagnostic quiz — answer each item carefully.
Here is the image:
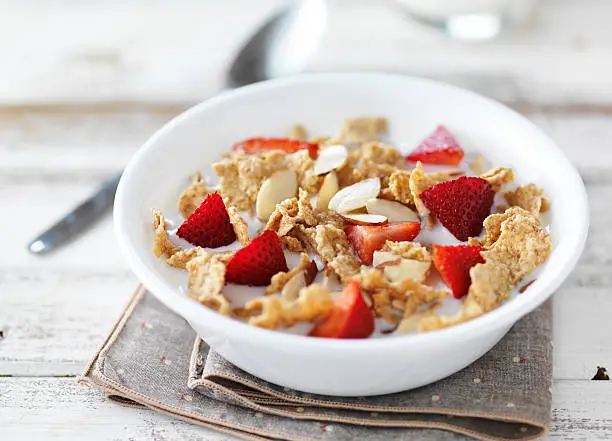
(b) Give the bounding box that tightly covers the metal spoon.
[28,0,327,255]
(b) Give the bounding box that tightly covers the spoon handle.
[27,173,122,254]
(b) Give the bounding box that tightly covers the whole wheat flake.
[153,209,180,258]
[481,167,515,192]
[328,253,361,284]
[504,183,550,215]
[213,151,287,211]
[355,268,447,323]
[265,253,311,295]
[186,252,232,316]
[226,203,250,245]
[178,172,209,218]
[265,188,317,237]
[311,224,352,263]
[468,153,490,175]
[280,235,305,252]
[384,170,413,205]
[167,247,205,269]
[340,117,388,144]
[315,209,349,230]
[240,284,334,329]
[288,124,307,141]
[286,150,322,193]
[379,241,431,262]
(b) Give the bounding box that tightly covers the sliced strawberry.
[232,137,319,159]
[225,230,288,286]
[433,245,486,299]
[406,126,464,166]
[176,193,236,248]
[346,222,421,265]
[309,280,374,339]
[420,177,494,241]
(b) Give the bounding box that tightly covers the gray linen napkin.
[79,286,552,441]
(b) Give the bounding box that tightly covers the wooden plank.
[1,378,610,440]
[0,377,236,441]
[0,273,136,376]
[2,111,612,179]
[2,0,612,105]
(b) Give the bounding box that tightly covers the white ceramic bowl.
[114,73,588,396]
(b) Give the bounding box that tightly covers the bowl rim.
[114,71,589,351]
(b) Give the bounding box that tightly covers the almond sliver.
[256,170,298,221]
[373,251,401,267]
[384,259,430,283]
[314,145,348,175]
[328,178,381,212]
[366,199,419,223]
[317,171,339,210]
[341,213,387,225]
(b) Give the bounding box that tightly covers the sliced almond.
[256,169,298,221]
[373,251,401,268]
[313,144,348,175]
[328,177,381,213]
[340,213,388,226]
[366,199,419,223]
[281,272,306,301]
[384,259,430,284]
[316,171,339,210]
[322,267,341,291]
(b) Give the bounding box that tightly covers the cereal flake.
[340,117,388,144]
[379,241,431,262]
[265,253,311,295]
[226,203,250,245]
[481,167,515,192]
[167,247,205,269]
[178,172,209,218]
[153,209,180,258]
[288,124,307,141]
[504,183,550,215]
[286,150,322,193]
[186,252,232,315]
[213,151,287,211]
[241,284,334,329]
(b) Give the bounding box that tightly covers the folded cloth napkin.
[79,286,552,441]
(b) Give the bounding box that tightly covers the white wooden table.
[1,1,611,439]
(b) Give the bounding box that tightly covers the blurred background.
[2,1,611,438]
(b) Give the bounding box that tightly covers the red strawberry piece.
[225,230,288,286]
[420,177,494,241]
[346,222,421,265]
[406,126,464,166]
[309,280,374,339]
[433,245,486,299]
[232,137,319,159]
[176,193,236,248]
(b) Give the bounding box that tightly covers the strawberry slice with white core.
[346,221,421,265]
[433,245,486,299]
[309,280,374,339]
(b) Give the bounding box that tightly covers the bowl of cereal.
[114,73,588,396]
